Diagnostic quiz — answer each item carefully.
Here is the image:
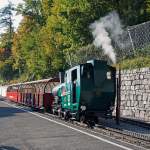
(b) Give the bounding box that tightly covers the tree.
[17,0,46,26]
[112,0,150,25]
[1,0,150,83]
[0,1,14,53]
[0,1,16,82]
[0,57,18,81]
[145,0,150,19]
[41,0,114,67]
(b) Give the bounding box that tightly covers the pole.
[116,65,121,125]
[127,28,135,56]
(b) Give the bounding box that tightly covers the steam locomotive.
[0,59,116,124]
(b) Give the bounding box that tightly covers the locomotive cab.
[80,60,116,119]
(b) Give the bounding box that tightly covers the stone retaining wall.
[114,67,150,122]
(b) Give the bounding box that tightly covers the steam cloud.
[90,11,123,64]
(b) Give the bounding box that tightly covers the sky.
[0,0,24,34]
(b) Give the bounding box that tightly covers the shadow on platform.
[0,146,19,150]
[0,107,25,118]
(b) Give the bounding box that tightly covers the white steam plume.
[90,11,123,64]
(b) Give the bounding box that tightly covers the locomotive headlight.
[80,105,86,111]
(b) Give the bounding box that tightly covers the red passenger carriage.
[6,78,59,111]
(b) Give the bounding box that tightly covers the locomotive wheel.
[94,116,99,124]
[64,111,70,121]
[58,108,61,118]
[87,120,95,128]
[52,109,55,115]
[80,115,86,123]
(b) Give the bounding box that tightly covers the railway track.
[94,124,150,149]
[119,117,150,129]
[2,98,150,149]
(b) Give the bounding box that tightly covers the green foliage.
[120,46,150,69]
[0,1,14,28]
[120,56,150,69]
[113,0,150,25]
[0,1,14,49]
[0,57,18,81]
[135,44,150,56]
[0,0,150,83]
[17,0,46,25]
[0,2,16,82]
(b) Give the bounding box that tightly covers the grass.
[119,56,150,70]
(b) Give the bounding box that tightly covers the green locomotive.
[52,59,116,123]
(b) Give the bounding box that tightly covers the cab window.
[81,64,94,80]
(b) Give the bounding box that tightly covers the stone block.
[138,90,145,94]
[131,91,136,94]
[124,81,129,85]
[133,101,138,106]
[131,86,134,90]
[121,86,125,90]
[145,89,150,93]
[124,76,128,80]
[144,115,149,122]
[126,95,130,100]
[135,85,140,90]
[142,79,148,85]
[120,106,125,110]
[139,101,144,107]
[140,75,144,79]
[130,101,134,106]
[125,106,129,110]
[132,80,135,85]
[139,85,144,89]
[121,95,125,100]
[143,94,148,101]
[127,101,130,106]
[122,110,126,116]
[130,95,134,100]
[135,110,140,118]
[143,101,147,105]
[140,111,145,119]
[144,74,150,79]
[135,75,139,80]
[126,86,131,90]
[145,85,150,90]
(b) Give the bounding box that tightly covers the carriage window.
[7,86,18,92]
[81,64,94,80]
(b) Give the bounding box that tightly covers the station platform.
[0,98,148,150]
